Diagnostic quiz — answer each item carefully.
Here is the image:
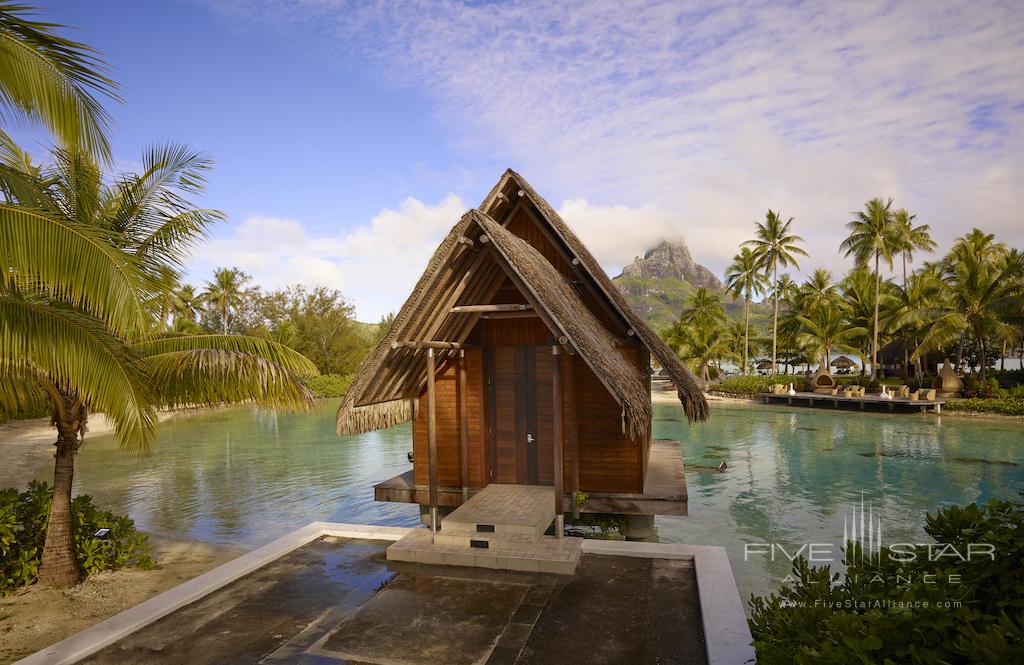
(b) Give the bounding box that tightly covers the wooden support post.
[567,354,580,520]
[391,340,464,350]
[458,349,469,503]
[426,349,439,535]
[450,304,532,313]
[552,345,565,538]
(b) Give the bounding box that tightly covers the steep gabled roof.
[480,169,708,423]
[336,172,709,436]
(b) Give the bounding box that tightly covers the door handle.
[526,432,535,444]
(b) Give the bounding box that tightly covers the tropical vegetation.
[660,202,1024,405]
[750,497,1024,664]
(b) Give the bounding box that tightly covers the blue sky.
[15,1,1024,320]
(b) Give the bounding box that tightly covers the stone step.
[433,531,538,551]
[440,483,556,539]
[387,529,582,575]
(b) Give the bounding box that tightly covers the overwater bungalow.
[336,170,708,567]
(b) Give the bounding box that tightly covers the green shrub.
[716,375,808,396]
[0,481,153,594]
[750,497,1024,664]
[302,373,353,398]
[944,398,1024,416]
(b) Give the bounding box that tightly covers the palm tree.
[0,141,318,587]
[919,234,1024,382]
[725,247,767,375]
[841,198,899,379]
[794,268,839,316]
[796,303,865,368]
[886,268,943,378]
[891,209,936,288]
[678,286,727,327]
[839,267,876,375]
[665,319,733,386]
[664,289,731,385]
[745,210,806,375]
[0,3,118,159]
[172,283,200,331]
[203,267,250,334]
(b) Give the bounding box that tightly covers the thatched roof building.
[337,170,706,527]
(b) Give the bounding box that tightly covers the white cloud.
[188,195,467,320]
[207,0,1024,278]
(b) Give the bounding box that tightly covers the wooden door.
[486,346,553,485]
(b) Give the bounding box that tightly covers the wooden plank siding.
[412,347,486,488]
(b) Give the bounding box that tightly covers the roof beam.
[391,341,466,350]
[449,304,532,313]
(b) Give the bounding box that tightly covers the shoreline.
[653,385,1024,420]
[0,535,247,665]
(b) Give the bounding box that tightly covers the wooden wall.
[410,342,646,495]
[411,347,487,488]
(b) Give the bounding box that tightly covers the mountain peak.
[618,239,723,290]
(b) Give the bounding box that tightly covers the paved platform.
[387,483,582,574]
[77,540,708,665]
[21,524,753,665]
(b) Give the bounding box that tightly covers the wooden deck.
[373,439,688,516]
[761,391,947,413]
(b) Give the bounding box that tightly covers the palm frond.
[0,204,150,335]
[133,334,320,377]
[145,349,315,411]
[0,296,157,450]
[0,3,119,159]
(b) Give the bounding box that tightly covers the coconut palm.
[839,267,876,375]
[725,247,767,375]
[665,319,733,386]
[891,209,935,288]
[203,267,251,334]
[0,141,318,587]
[918,234,1024,382]
[0,3,118,159]
[678,286,727,327]
[794,268,839,316]
[744,210,806,376]
[171,283,201,331]
[841,198,899,379]
[796,303,865,368]
[885,268,943,378]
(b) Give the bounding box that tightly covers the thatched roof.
[336,171,708,436]
[480,170,707,423]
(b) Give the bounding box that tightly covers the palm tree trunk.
[771,262,779,376]
[37,391,85,588]
[742,294,750,375]
[221,302,228,335]
[872,252,880,380]
[978,328,988,383]
[902,251,908,290]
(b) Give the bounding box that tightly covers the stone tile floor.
[82,537,707,665]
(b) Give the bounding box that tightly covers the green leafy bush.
[750,497,1024,664]
[944,398,1024,416]
[716,375,808,396]
[0,481,153,594]
[302,373,353,398]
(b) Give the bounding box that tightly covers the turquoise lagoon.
[57,399,1023,602]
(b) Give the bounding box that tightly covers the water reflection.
[59,399,1024,603]
[654,401,1024,602]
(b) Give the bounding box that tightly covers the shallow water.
[56,399,1023,603]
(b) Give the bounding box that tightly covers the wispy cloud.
[206,0,1024,276]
